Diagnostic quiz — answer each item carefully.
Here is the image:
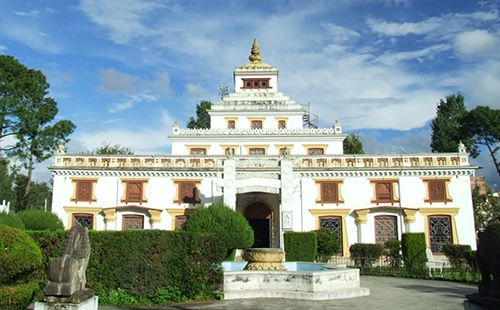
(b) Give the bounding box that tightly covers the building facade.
[50,40,477,255]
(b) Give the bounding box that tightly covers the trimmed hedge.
[183,203,254,253]
[0,225,43,285]
[349,243,384,267]
[443,244,472,268]
[17,210,64,231]
[0,213,25,230]
[402,233,427,271]
[29,230,226,304]
[0,281,38,310]
[384,239,402,268]
[315,229,340,262]
[284,231,317,262]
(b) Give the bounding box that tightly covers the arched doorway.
[244,202,272,248]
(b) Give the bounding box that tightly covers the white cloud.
[0,21,62,54]
[0,45,7,53]
[454,30,500,59]
[457,60,500,108]
[185,83,212,99]
[378,44,450,65]
[367,17,440,36]
[108,93,157,113]
[99,68,170,95]
[79,0,164,44]
[14,10,40,17]
[322,23,360,43]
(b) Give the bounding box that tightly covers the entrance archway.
[244,202,272,248]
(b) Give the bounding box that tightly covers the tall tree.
[343,133,365,154]
[430,93,474,155]
[0,158,16,205]
[472,184,500,231]
[1,55,75,209]
[461,106,500,176]
[92,142,134,155]
[187,100,211,129]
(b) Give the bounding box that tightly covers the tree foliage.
[187,100,211,129]
[92,142,134,155]
[343,133,365,154]
[430,93,474,155]
[0,55,75,209]
[461,106,500,176]
[472,184,500,232]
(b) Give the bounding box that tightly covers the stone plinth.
[35,295,98,310]
[243,248,285,271]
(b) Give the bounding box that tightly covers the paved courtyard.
[100,276,476,310]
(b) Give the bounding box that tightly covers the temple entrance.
[244,202,272,248]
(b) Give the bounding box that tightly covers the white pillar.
[223,159,236,209]
[280,159,294,249]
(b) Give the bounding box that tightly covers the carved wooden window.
[308,148,324,155]
[375,215,398,244]
[122,215,144,230]
[75,180,95,202]
[176,182,200,204]
[250,120,263,129]
[278,120,286,129]
[429,215,452,253]
[249,147,265,155]
[123,181,146,203]
[73,213,93,229]
[175,215,189,230]
[372,181,397,203]
[190,148,207,155]
[225,147,236,155]
[426,180,450,202]
[319,216,343,255]
[241,78,271,89]
[227,120,235,129]
[319,182,341,203]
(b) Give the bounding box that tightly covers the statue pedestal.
[34,295,98,310]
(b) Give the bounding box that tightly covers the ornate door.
[429,215,452,253]
[122,215,144,230]
[375,215,398,244]
[319,216,343,255]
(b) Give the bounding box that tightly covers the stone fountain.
[223,248,370,300]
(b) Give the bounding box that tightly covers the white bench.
[425,248,446,277]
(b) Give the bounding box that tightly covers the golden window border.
[186,145,211,155]
[244,144,269,155]
[275,144,293,154]
[166,208,198,230]
[303,144,328,154]
[418,207,459,250]
[314,179,344,204]
[120,179,148,203]
[275,117,288,128]
[63,206,101,229]
[310,208,351,257]
[368,179,400,204]
[224,117,239,128]
[70,178,98,203]
[173,179,202,204]
[220,144,239,154]
[421,177,452,203]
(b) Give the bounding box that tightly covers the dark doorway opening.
[244,202,272,248]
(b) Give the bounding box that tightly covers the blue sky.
[0,0,498,188]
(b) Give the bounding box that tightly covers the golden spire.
[248,38,262,63]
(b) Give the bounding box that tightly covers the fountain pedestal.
[243,248,286,271]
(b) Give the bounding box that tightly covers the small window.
[249,148,266,155]
[372,181,398,203]
[375,215,398,244]
[278,120,286,129]
[123,181,146,203]
[122,215,144,230]
[75,180,95,202]
[73,213,93,229]
[227,120,235,129]
[429,215,452,253]
[279,147,289,155]
[251,120,263,129]
[319,182,341,203]
[308,148,324,155]
[241,78,271,89]
[426,180,450,202]
[175,215,189,230]
[176,182,200,204]
[190,148,207,155]
[225,147,235,155]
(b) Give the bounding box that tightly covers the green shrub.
[315,229,340,262]
[0,225,43,285]
[384,239,402,268]
[0,281,38,310]
[401,233,427,272]
[349,243,384,267]
[284,231,317,262]
[17,210,64,231]
[183,203,254,253]
[0,213,25,229]
[443,244,472,268]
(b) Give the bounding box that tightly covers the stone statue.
[43,223,92,300]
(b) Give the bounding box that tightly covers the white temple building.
[50,40,477,255]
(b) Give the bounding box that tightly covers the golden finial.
[248,38,262,63]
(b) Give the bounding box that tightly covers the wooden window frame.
[428,215,453,254]
[374,215,398,244]
[173,180,201,204]
[227,120,236,129]
[277,120,287,129]
[371,180,399,204]
[189,148,207,155]
[308,147,325,155]
[72,213,94,230]
[250,120,263,129]
[71,179,97,202]
[121,180,148,203]
[122,214,145,230]
[315,180,343,204]
[241,78,271,89]
[249,147,266,155]
[423,178,452,203]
